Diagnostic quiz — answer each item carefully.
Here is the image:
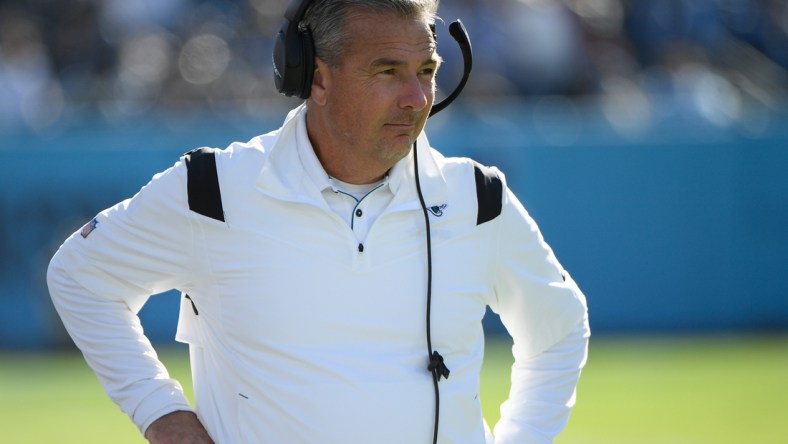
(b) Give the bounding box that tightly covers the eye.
[419,67,436,77]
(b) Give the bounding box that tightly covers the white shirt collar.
[293,107,334,193]
[257,104,447,209]
[294,106,393,196]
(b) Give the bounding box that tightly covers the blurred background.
[2,0,786,348]
[1,0,787,442]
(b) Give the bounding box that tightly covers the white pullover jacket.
[48,104,590,444]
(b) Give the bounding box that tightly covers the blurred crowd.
[1,0,787,132]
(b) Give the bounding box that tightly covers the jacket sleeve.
[47,158,198,435]
[489,186,590,444]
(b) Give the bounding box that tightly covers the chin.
[379,140,413,163]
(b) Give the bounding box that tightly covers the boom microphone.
[429,20,473,117]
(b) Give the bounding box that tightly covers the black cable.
[413,140,450,444]
[414,19,471,444]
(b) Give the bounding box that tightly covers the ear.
[310,58,331,106]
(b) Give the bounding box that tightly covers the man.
[47,1,590,443]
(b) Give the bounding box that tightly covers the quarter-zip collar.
[386,131,449,213]
[256,103,449,211]
[254,104,316,203]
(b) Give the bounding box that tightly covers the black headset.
[273,2,473,443]
[272,0,316,99]
[273,0,473,111]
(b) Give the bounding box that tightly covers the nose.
[398,75,431,111]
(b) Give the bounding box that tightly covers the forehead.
[340,10,438,64]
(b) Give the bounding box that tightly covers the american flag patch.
[80,218,99,239]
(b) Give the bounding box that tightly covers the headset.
[272,0,316,99]
[273,0,473,110]
[273,2,473,443]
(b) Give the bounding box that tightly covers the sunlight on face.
[314,10,441,177]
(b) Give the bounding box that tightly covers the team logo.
[428,204,447,217]
[80,218,99,239]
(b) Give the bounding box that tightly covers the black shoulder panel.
[473,161,503,225]
[184,147,225,222]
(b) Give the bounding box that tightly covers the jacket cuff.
[134,383,194,435]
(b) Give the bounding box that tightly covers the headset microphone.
[274,2,474,111]
[429,20,473,117]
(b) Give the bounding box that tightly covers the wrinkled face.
[317,10,440,170]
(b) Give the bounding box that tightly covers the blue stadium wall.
[2,101,787,349]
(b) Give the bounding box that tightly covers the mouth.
[385,112,421,127]
[385,117,420,129]
[384,124,419,143]
[383,114,423,139]
[385,123,417,129]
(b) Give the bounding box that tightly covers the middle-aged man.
[47,1,590,443]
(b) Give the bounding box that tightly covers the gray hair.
[303,0,440,66]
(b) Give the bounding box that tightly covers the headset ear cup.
[272,21,315,98]
[297,24,315,99]
[272,27,289,94]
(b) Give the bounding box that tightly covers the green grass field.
[2,334,786,443]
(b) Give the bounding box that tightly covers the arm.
[489,187,590,444]
[47,159,207,438]
[48,255,193,434]
[494,319,589,443]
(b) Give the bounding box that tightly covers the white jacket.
[48,104,589,444]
